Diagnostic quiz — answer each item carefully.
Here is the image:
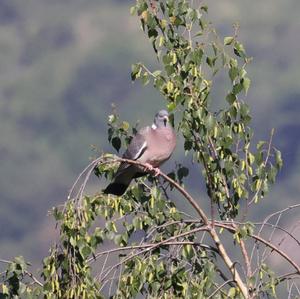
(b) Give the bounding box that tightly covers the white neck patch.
[151,123,157,130]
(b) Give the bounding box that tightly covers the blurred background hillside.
[0,0,299,267]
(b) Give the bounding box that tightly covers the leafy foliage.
[1,1,299,299]
[130,0,282,219]
[0,257,42,298]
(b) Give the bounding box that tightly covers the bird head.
[153,110,169,128]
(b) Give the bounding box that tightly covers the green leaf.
[201,5,208,12]
[162,54,171,65]
[108,114,116,124]
[205,114,216,131]
[154,76,164,89]
[53,207,63,220]
[114,235,123,246]
[255,153,264,167]
[262,179,269,195]
[166,81,174,93]
[268,166,278,184]
[79,246,91,259]
[70,236,77,247]
[206,56,216,67]
[193,48,204,64]
[257,141,266,150]
[274,148,283,169]
[152,70,162,77]
[242,77,251,94]
[226,93,236,104]
[228,287,236,298]
[240,102,250,118]
[234,41,246,58]
[224,36,234,45]
[247,152,255,165]
[141,72,150,85]
[167,102,176,111]
[131,63,141,81]
[2,284,9,295]
[132,217,142,230]
[148,28,158,38]
[112,136,121,152]
[14,256,27,272]
[177,166,189,180]
[184,140,193,152]
[18,282,26,294]
[229,66,239,82]
[121,121,130,131]
[182,244,194,259]
[130,6,137,16]
[232,82,243,95]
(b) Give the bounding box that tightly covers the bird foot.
[144,163,161,177]
[153,167,161,177]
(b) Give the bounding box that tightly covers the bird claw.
[153,168,161,177]
[144,163,161,177]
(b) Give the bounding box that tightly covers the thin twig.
[88,227,211,263]
[98,229,211,284]
[207,280,235,299]
[250,203,300,268]
[215,223,300,274]
[240,239,252,278]
[25,270,43,287]
[0,259,12,264]
[248,129,274,206]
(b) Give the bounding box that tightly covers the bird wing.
[123,130,148,160]
[115,127,149,175]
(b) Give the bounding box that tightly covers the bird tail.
[103,182,129,196]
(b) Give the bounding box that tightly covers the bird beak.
[163,116,168,126]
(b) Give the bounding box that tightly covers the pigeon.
[103,110,176,196]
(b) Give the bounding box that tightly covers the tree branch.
[215,223,300,274]
[88,225,211,264]
[207,279,235,299]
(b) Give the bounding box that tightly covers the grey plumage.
[103,110,176,196]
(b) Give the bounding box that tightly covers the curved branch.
[215,223,300,274]
[98,228,211,284]
[88,225,211,264]
[258,204,300,236]
[208,280,235,299]
[24,270,43,287]
[229,220,300,247]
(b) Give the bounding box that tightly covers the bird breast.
[143,127,176,167]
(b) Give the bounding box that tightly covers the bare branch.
[248,128,274,206]
[207,279,235,299]
[215,223,300,274]
[88,226,211,264]
[24,270,43,287]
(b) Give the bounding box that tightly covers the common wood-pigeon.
[103,110,176,196]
